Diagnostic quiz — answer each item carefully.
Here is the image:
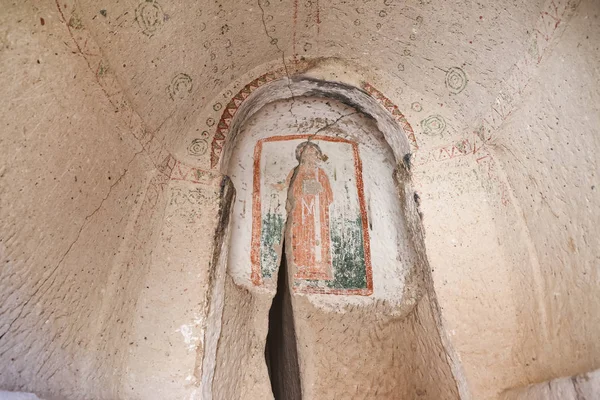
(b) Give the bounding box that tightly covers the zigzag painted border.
[209,71,418,169]
[361,82,419,152]
[210,70,284,168]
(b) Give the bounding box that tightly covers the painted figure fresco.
[289,142,334,281]
[251,135,373,296]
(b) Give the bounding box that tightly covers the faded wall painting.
[251,135,372,295]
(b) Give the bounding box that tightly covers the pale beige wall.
[0,2,160,398]
[1,0,599,399]
[123,177,231,400]
[492,0,600,383]
[402,1,600,398]
[413,153,537,399]
[502,368,600,400]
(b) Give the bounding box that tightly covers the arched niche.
[205,77,461,400]
[214,77,415,173]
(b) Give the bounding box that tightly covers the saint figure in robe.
[287,142,334,280]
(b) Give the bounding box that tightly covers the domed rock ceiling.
[1,0,599,399]
[65,0,553,158]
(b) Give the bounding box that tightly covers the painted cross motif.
[251,135,373,295]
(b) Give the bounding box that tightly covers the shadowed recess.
[264,241,302,400]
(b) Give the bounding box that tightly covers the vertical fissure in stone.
[264,239,302,400]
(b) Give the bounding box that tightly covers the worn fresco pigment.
[252,135,372,295]
[260,211,285,279]
[289,142,335,282]
[324,215,367,290]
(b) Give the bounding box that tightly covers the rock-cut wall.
[0,2,163,398]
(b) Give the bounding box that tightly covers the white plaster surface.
[227,97,415,310]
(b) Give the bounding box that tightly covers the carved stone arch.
[213,76,418,172]
[201,75,464,400]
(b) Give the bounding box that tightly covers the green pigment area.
[261,212,367,290]
[291,214,367,291]
[260,212,285,278]
[325,215,367,290]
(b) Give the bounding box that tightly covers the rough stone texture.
[414,155,531,399]
[292,294,459,399]
[71,0,552,158]
[493,0,600,383]
[1,0,599,398]
[123,178,225,399]
[0,1,158,398]
[502,368,600,400]
[211,277,273,400]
